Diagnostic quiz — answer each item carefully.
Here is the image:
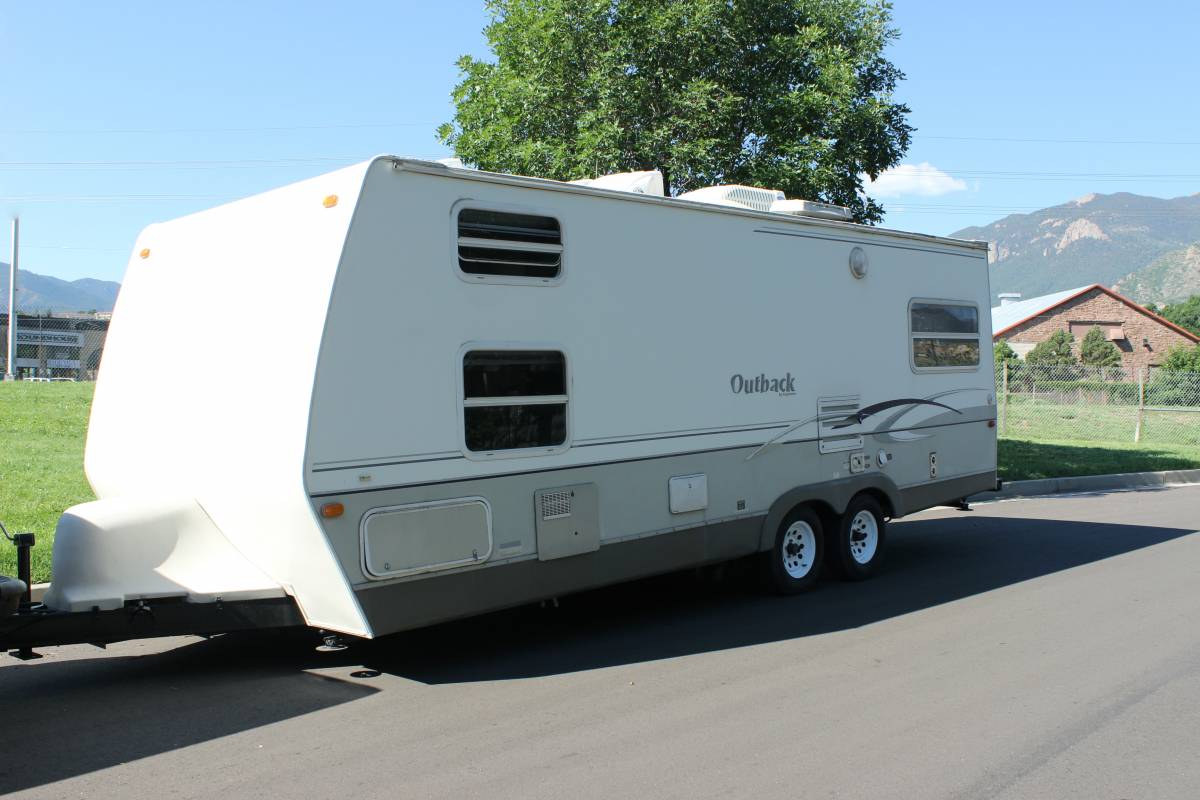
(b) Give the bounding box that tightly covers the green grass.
[1003,396,1200,447]
[0,382,96,583]
[0,382,1197,584]
[999,438,1200,482]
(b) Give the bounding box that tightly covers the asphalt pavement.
[2,485,1198,799]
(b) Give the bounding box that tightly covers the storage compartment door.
[361,498,492,579]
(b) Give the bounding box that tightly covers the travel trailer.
[1,157,997,653]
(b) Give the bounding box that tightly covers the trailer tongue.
[1,521,304,659]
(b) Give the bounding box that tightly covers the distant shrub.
[1026,330,1076,365]
[1079,326,1122,367]
[1161,343,1200,373]
[994,339,1019,365]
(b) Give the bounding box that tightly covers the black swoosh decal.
[830,398,961,429]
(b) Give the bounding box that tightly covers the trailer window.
[457,209,563,281]
[463,350,568,452]
[910,301,980,369]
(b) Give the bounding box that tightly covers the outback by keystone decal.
[730,372,796,396]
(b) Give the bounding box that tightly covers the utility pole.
[5,217,17,381]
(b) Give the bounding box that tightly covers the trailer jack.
[316,632,349,652]
[2,521,42,660]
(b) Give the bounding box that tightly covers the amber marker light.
[320,502,345,519]
[139,248,151,259]
[323,194,338,208]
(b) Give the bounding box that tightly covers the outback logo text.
[730,372,796,397]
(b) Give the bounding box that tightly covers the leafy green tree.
[1025,329,1077,365]
[1078,326,1122,367]
[1161,343,1200,372]
[1157,294,1200,337]
[993,339,1019,365]
[439,0,913,222]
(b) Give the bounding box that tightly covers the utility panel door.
[534,483,600,561]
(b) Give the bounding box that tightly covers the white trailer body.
[30,157,996,641]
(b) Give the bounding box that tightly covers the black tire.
[826,494,887,581]
[762,505,824,594]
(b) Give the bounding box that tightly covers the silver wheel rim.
[781,521,817,579]
[849,510,879,565]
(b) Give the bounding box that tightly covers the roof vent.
[678,185,785,212]
[998,293,1022,306]
[570,170,665,196]
[770,198,853,221]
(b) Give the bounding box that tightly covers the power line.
[0,154,451,172]
[1,195,232,203]
[1,159,1194,184]
[0,121,1191,145]
[924,135,1200,146]
[21,244,128,252]
[0,156,366,167]
[0,122,441,135]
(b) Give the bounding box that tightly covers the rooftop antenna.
[5,217,16,381]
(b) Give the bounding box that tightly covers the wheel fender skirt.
[759,474,902,552]
[41,496,286,613]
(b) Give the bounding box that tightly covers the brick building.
[991,284,1199,372]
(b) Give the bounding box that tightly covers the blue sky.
[2,1,1198,283]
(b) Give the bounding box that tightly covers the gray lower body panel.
[897,470,997,516]
[354,470,998,637]
[356,515,763,636]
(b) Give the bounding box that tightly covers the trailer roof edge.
[382,156,991,255]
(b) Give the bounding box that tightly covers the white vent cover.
[769,198,853,221]
[570,170,665,196]
[678,185,785,212]
[540,489,572,520]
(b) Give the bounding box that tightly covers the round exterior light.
[849,247,868,279]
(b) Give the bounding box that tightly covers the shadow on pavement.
[0,634,377,795]
[352,514,1196,683]
[0,512,1193,792]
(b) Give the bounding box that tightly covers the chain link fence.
[996,362,1200,447]
[0,315,110,381]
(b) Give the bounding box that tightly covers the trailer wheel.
[827,494,887,581]
[764,506,823,594]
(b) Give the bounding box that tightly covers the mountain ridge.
[950,191,1200,305]
[0,264,121,313]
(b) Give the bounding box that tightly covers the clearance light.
[988,420,996,428]
[323,194,338,208]
[139,248,151,259]
[320,502,345,519]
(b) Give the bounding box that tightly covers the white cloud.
[862,162,967,199]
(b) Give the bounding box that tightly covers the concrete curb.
[970,468,1200,503]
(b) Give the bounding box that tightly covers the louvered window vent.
[457,208,563,281]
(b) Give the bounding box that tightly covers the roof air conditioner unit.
[678,185,785,212]
[570,170,665,196]
[769,198,853,222]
